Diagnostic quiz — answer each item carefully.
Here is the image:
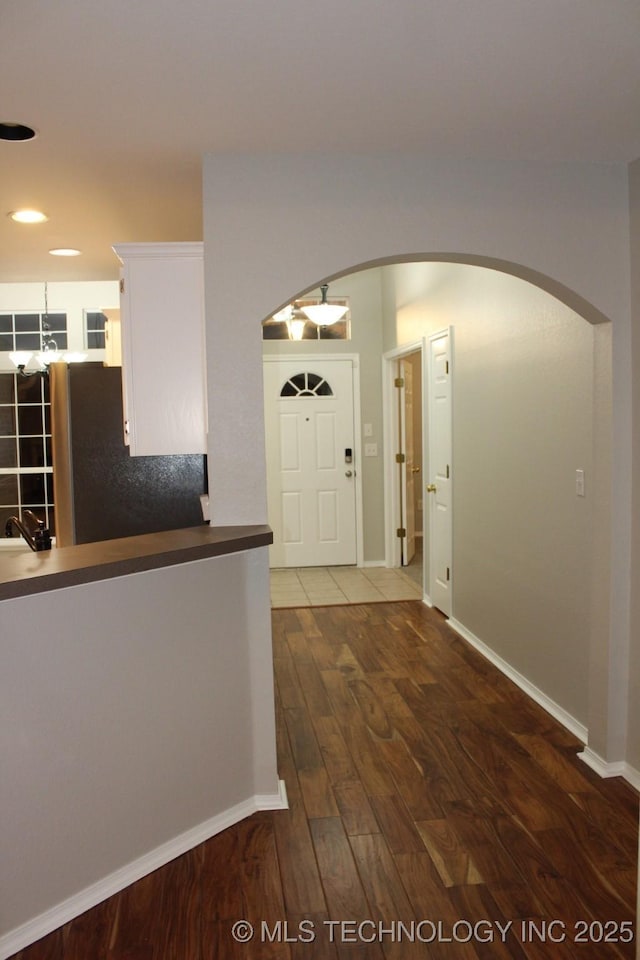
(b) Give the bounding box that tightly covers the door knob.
[411,466,421,474]
[426,483,437,493]
[345,470,353,478]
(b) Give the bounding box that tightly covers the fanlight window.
[280,372,334,397]
[262,295,350,341]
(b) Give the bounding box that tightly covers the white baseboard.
[362,559,387,568]
[578,748,640,789]
[0,781,288,960]
[256,777,289,809]
[445,618,640,793]
[447,618,588,744]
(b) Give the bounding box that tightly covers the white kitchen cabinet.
[112,242,206,456]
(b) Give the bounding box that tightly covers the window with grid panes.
[0,311,65,537]
[84,310,107,349]
[262,297,350,340]
[0,372,54,536]
[0,310,68,353]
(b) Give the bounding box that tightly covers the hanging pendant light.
[35,282,62,366]
[9,280,88,376]
[301,284,348,326]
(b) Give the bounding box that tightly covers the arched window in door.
[280,372,334,397]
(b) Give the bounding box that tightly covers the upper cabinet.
[112,243,207,456]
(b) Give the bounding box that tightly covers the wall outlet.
[364,443,378,457]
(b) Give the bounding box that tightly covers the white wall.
[381,261,599,724]
[0,547,280,955]
[203,152,632,769]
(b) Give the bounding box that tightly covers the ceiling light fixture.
[49,248,81,257]
[286,318,306,341]
[0,122,36,142]
[270,303,307,340]
[301,284,348,326]
[9,209,48,224]
[272,305,293,324]
[9,281,88,376]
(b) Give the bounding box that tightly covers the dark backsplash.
[53,364,207,545]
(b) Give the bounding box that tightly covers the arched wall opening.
[203,150,632,782]
[260,256,612,750]
[267,252,614,328]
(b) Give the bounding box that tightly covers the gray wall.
[628,158,640,960]
[381,261,601,724]
[629,158,640,774]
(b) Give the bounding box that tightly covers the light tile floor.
[270,563,423,608]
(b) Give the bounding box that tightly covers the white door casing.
[264,358,357,567]
[427,330,453,615]
[382,340,424,575]
[400,357,417,565]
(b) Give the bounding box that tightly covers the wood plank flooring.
[11,601,638,960]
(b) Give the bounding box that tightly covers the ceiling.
[2,0,639,283]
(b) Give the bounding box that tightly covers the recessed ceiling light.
[0,122,37,142]
[9,209,48,224]
[49,248,82,257]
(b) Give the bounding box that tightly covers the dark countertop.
[0,524,273,602]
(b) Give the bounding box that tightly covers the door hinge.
[395,452,406,464]
[446,464,450,479]
[446,567,450,581]
[445,360,449,374]
[119,278,125,295]
[396,527,406,538]
[394,377,404,388]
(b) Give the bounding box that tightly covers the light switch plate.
[576,469,585,496]
[363,422,373,437]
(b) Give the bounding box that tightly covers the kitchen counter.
[0,524,273,602]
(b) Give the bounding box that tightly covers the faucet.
[5,510,52,552]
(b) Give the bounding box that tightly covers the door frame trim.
[382,340,429,600]
[427,327,454,616]
[263,354,364,567]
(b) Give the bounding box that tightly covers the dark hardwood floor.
[12,601,638,959]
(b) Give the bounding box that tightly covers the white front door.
[427,330,453,615]
[264,358,357,567]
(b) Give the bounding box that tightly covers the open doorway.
[396,350,424,582]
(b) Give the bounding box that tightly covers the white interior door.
[427,331,453,615]
[264,358,357,567]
